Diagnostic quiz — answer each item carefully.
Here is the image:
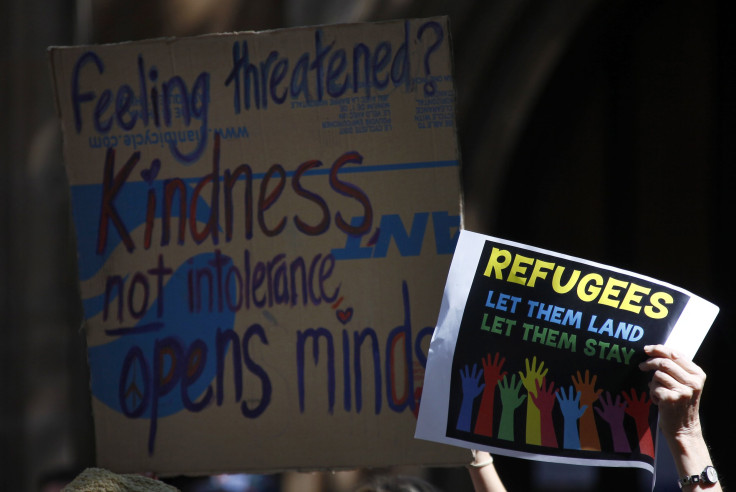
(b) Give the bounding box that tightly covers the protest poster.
[415,230,719,472]
[48,17,469,474]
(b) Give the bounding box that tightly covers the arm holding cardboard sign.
[639,344,722,491]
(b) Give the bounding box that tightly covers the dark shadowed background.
[2,0,732,491]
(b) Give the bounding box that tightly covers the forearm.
[561,417,582,451]
[457,399,474,432]
[525,400,541,445]
[474,392,495,436]
[469,464,506,492]
[578,412,601,451]
[665,425,722,491]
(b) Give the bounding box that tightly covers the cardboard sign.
[415,231,718,472]
[48,17,468,475]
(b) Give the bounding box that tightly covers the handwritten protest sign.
[49,17,469,474]
[415,231,718,472]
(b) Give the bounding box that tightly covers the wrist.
[467,450,494,469]
[666,424,706,461]
[666,426,715,482]
[678,465,719,490]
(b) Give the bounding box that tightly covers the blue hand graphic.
[556,385,587,450]
[456,363,485,432]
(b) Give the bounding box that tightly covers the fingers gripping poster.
[49,18,469,474]
[415,231,718,472]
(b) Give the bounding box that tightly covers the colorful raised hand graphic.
[532,377,559,448]
[497,374,526,441]
[595,391,631,453]
[572,369,603,451]
[556,385,587,450]
[519,356,548,445]
[622,388,655,458]
[473,352,507,437]
[456,363,485,432]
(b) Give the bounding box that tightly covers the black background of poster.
[445,239,688,467]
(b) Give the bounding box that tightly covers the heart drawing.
[336,307,353,324]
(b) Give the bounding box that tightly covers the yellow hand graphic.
[518,356,548,446]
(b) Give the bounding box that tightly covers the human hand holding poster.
[415,230,719,473]
[49,17,468,475]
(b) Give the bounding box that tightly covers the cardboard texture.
[49,17,467,475]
